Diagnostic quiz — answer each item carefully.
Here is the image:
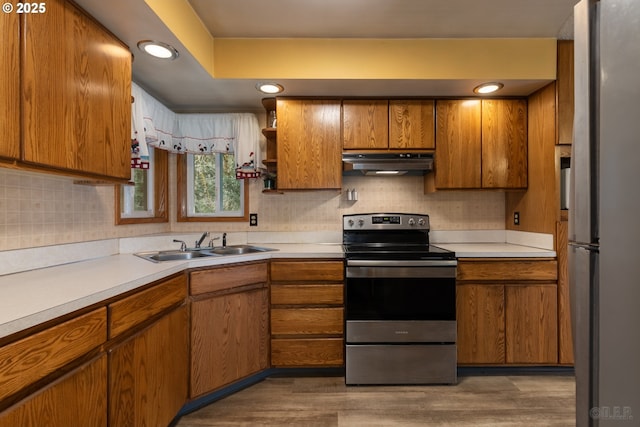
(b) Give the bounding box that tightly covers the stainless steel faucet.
[195,232,210,248]
[173,239,187,251]
[208,236,220,247]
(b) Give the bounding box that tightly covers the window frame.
[177,153,249,223]
[115,147,169,225]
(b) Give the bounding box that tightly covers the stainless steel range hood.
[342,153,434,176]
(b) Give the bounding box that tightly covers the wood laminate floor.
[175,374,576,427]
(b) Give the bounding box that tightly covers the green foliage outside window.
[132,169,149,211]
[193,153,241,214]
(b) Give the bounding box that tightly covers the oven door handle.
[346,262,457,279]
[346,260,457,268]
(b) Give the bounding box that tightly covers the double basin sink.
[135,245,276,263]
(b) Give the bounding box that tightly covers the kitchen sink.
[135,249,219,262]
[134,245,276,262]
[209,245,275,255]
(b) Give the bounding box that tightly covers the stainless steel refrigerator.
[570,0,640,426]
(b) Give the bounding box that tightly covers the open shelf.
[262,128,276,138]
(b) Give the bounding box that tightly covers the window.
[115,148,168,224]
[178,153,248,222]
[120,149,154,218]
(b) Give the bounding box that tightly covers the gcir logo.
[590,406,633,421]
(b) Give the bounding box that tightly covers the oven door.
[345,260,457,323]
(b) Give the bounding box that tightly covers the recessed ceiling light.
[473,82,504,94]
[137,40,179,60]
[256,83,284,94]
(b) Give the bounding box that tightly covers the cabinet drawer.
[271,308,343,335]
[457,259,558,282]
[270,261,344,282]
[109,274,186,339]
[190,262,268,295]
[271,284,344,305]
[0,308,106,402]
[271,338,344,367]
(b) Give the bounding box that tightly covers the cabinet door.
[22,0,131,180]
[556,221,574,364]
[190,288,269,397]
[342,100,389,150]
[0,10,19,161]
[109,306,188,427]
[435,100,482,188]
[456,284,505,364]
[389,100,435,150]
[481,99,528,188]
[277,99,341,189]
[0,356,107,427]
[505,285,558,364]
[557,40,574,145]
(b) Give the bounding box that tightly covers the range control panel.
[372,215,401,224]
[343,213,430,230]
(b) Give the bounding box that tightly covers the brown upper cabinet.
[432,99,527,190]
[276,98,342,190]
[557,40,574,145]
[17,0,132,181]
[1,10,20,162]
[434,99,482,188]
[342,99,435,150]
[389,100,435,150]
[481,99,528,189]
[342,100,389,150]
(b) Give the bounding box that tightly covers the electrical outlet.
[513,212,520,226]
[249,213,258,226]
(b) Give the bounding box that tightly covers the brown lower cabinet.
[109,305,188,427]
[456,284,506,364]
[270,259,344,367]
[189,262,269,398]
[0,273,188,427]
[0,356,107,427]
[0,258,346,426]
[107,273,188,427]
[456,258,558,365]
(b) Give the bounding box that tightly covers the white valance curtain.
[130,82,262,178]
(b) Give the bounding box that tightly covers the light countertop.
[0,239,555,340]
[435,243,556,258]
[0,243,343,340]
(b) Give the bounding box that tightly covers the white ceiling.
[74,0,578,112]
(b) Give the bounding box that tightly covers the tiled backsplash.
[0,169,169,251]
[0,166,505,251]
[245,175,505,232]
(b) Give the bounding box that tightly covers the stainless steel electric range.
[343,213,458,385]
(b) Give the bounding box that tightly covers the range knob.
[347,219,354,227]
[418,218,426,226]
[358,219,365,227]
[408,218,416,226]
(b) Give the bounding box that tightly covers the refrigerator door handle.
[568,242,600,252]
